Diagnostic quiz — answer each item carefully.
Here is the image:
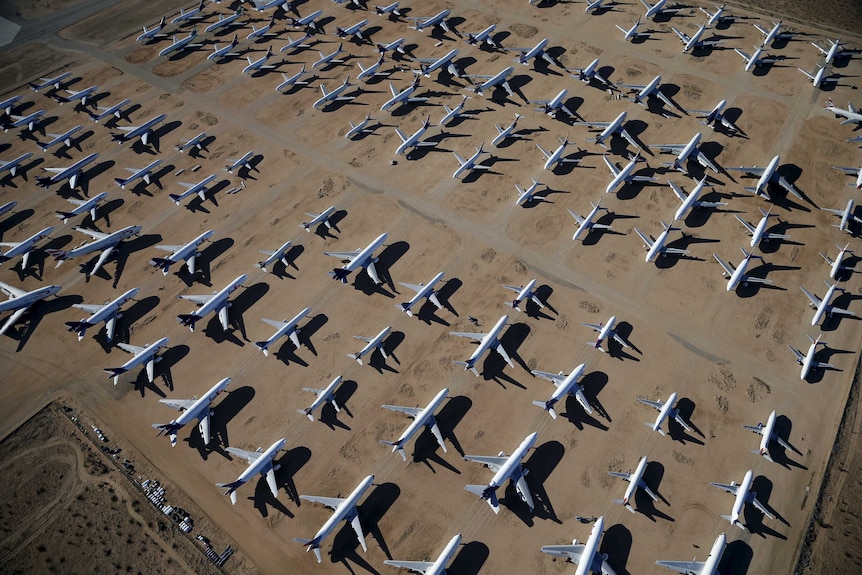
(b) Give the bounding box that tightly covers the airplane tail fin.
[64,320,92,341]
[215,480,244,505]
[177,314,201,331]
[329,268,351,283]
[149,257,173,275]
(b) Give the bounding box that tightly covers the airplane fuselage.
[488,432,537,489]
[465,314,508,367]
[597,111,627,146]
[190,274,247,320]
[237,438,286,484]
[174,377,231,428]
[573,203,602,240]
[392,388,448,448]
[575,516,604,575]
[726,254,753,291]
[730,469,754,525]
[653,391,678,432]
[760,410,778,454]
[307,474,374,549]
[623,456,649,505]
[0,284,62,314]
[811,284,839,326]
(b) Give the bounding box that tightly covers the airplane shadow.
[670,398,706,445]
[447,541,489,575]
[520,440,564,525]
[744,476,788,538]
[720,539,754,575]
[318,379,358,431]
[635,461,674,522]
[600,523,633,575]
[770,414,807,470]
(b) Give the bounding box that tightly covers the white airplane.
[509,38,555,67]
[735,207,789,248]
[394,116,436,156]
[540,515,616,575]
[755,19,797,46]
[834,166,862,189]
[464,432,537,514]
[169,174,217,205]
[171,1,206,25]
[375,2,402,17]
[798,64,838,89]
[569,201,612,241]
[312,43,346,69]
[581,315,628,351]
[822,199,862,234]
[656,533,727,575]
[216,438,286,504]
[726,155,801,200]
[254,306,311,356]
[313,77,356,110]
[617,19,650,42]
[690,99,742,133]
[204,8,243,34]
[655,132,720,174]
[300,205,336,232]
[243,47,277,75]
[66,286,139,341]
[466,24,500,49]
[396,271,445,317]
[673,23,722,53]
[735,44,779,72]
[289,9,324,32]
[701,3,735,25]
[29,72,71,92]
[604,152,657,194]
[636,221,689,262]
[410,9,451,33]
[0,152,32,178]
[439,95,470,126]
[417,48,460,79]
[515,179,545,206]
[823,98,862,126]
[356,55,390,82]
[256,239,293,272]
[103,336,169,385]
[35,152,98,189]
[384,533,461,575]
[820,243,859,280]
[577,111,639,150]
[208,35,242,62]
[1,109,45,133]
[452,143,489,179]
[376,37,406,55]
[714,248,771,291]
[36,125,82,153]
[175,131,207,153]
[639,392,691,436]
[800,281,855,326]
[279,33,313,54]
[276,66,311,91]
[336,19,369,42]
[491,113,525,147]
[0,281,62,337]
[294,474,375,563]
[247,17,278,41]
[620,75,674,109]
[502,278,544,312]
[537,135,578,171]
[789,334,834,380]
[532,88,575,119]
[711,469,774,529]
[467,66,514,97]
[641,0,683,19]
[668,177,726,220]
[349,325,390,365]
[0,226,53,270]
[568,58,614,89]
[811,37,855,64]
[48,224,141,277]
[110,113,167,146]
[609,456,658,513]
[743,410,794,462]
[137,17,167,43]
[177,274,247,331]
[114,159,163,189]
[150,229,214,276]
[298,376,343,421]
[380,387,449,460]
[158,29,204,57]
[531,362,590,418]
[153,377,231,447]
[54,85,97,108]
[56,191,108,224]
[450,314,513,376]
[381,77,430,112]
[225,151,254,174]
[325,232,387,284]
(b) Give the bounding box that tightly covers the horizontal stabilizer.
[177,314,201,330]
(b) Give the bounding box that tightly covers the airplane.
[376,37,406,55]
[0,226,54,270]
[311,37,345,62]
[755,19,797,46]
[417,48,460,79]
[689,99,742,133]
[569,201,612,241]
[279,33,313,54]
[216,438,286,504]
[641,0,684,19]
[288,9,324,32]
[711,469,775,529]
[276,66,311,91]
[208,35,242,62]
[449,314,513,376]
[254,306,311,356]
[65,287,139,342]
[247,16,278,41]
[654,132,720,174]
[798,64,839,89]
[169,174,218,205]
[742,410,794,462]
[531,361,590,418]
[348,325,390,365]
[811,37,856,64]
[515,179,545,206]
[394,116,436,156]
[325,232,387,283]
[833,165,862,189]
[568,58,615,89]
[1,109,45,133]
[617,19,651,42]
[396,271,445,317]
[294,474,375,562]
[110,113,167,146]
[800,281,855,326]
[491,113,525,147]
[115,159,163,189]
[0,153,33,179]
[619,75,674,109]
[465,24,501,50]
[464,432,537,514]
[501,278,544,312]
[36,125,82,152]
[103,336,170,385]
[604,152,657,194]
[409,9,451,33]
[312,77,356,109]
[0,281,62,337]
[88,98,132,123]
[55,191,108,224]
[537,135,578,171]
[149,229,214,275]
[726,155,801,200]
[346,114,375,139]
[701,3,735,26]
[581,315,628,352]
[635,221,689,262]
[297,375,343,421]
[735,44,779,72]
[822,199,862,234]
[820,243,859,280]
[171,1,206,25]
[466,66,515,97]
[439,95,470,126]
[53,85,97,108]
[823,98,862,126]
[452,143,489,179]
[137,16,168,43]
[299,205,336,232]
[609,456,659,512]
[336,19,369,42]
[576,111,639,150]
[225,151,254,174]
[532,88,576,119]
[380,387,449,460]
[375,2,402,17]
[789,334,834,380]
[243,47,277,75]
[508,38,555,67]
[158,29,204,57]
[540,515,615,575]
[356,55,390,82]
[384,533,461,575]
[204,8,243,34]
[29,72,72,92]
[47,224,141,277]
[656,533,727,575]
[639,391,691,436]
[672,23,722,53]
[668,177,726,220]
[381,77,430,112]
[177,274,248,331]
[713,248,771,291]
[176,131,207,153]
[153,377,230,447]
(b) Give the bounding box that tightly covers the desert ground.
[1,0,862,574]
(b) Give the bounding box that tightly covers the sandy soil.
[1,0,862,574]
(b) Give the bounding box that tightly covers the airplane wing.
[0,281,27,298]
[154,244,183,253]
[89,247,116,277]
[178,294,213,305]
[264,462,279,499]
[713,254,735,276]
[225,446,263,464]
[743,276,772,285]
[382,560,436,573]
[662,247,690,256]
[633,228,654,248]
[671,27,691,43]
[620,129,640,150]
[749,494,775,519]
[710,481,739,495]
[300,494,346,511]
[494,342,514,368]
[573,120,610,129]
[399,282,428,294]
[514,471,534,511]
[382,405,422,417]
[117,342,147,355]
[542,544,585,563]
[655,559,707,574]
[449,330,489,341]
[800,286,822,307]
[830,305,856,317]
[218,305,230,331]
[580,322,603,332]
[531,370,565,385]
[74,227,111,240]
[324,249,362,260]
[73,303,106,314]
[159,398,198,411]
[726,165,765,176]
[462,455,508,472]
[798,68,816,81]
[653,143,684,153]
[602,155,620,177]
[638,398,665,411]
[788,345,805,362]
[655,90,674,109]
[667,181,688,202]
[776,175,803,199]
